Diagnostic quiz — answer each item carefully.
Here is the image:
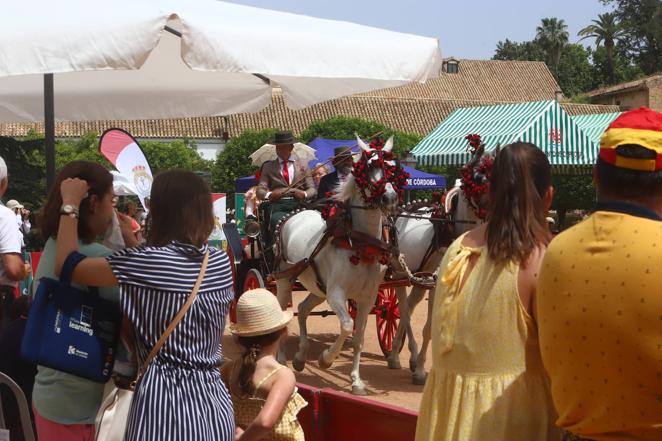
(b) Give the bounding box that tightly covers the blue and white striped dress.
[106,241,234,441]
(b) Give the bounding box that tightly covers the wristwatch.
[60,204,80,219]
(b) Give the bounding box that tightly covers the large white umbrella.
[0,0,442,185]
[250,143,317,167]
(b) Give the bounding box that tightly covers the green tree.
[556,44,594,97]
[493,39,545,61]
[300,116,422,158]
[578,12,627,84]
[601,0,662,74]
[590,45,644,88]
[551,174,596,228]
[536,17,570,76]
[212,129,277,201]
[140,139,212,174]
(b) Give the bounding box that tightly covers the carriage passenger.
[256,131,316,245]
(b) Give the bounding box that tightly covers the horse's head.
[351,136,407,214]
[460,135,494,220]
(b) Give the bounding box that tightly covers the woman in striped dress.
[54,170,235,441]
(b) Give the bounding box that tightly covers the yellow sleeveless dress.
[231,365,307,441]
[415,235,561,441]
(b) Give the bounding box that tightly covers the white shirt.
[0,205,23,286]
[278,157,295,185]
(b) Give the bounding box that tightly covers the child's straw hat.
[231,288,293,337]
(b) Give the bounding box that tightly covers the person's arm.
[238,369,296,441]
[54,178,118,287]
[256,164,271,201]
[1,253,29,281]
[301,165,317,199]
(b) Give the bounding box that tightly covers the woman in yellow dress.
[416,142,561,441]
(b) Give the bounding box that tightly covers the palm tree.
[536,17,569,77]
[578,12,626,84]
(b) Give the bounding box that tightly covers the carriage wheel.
[243,268,265,291]
[375,287,404,357]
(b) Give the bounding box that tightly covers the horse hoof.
[409,360,417,372]
[318,353,333,370]
[387,358,401,370]
[351,386,368,396]
[292,357,306,372]
[412,372,428,385]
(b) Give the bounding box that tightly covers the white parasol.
[0,0,442,186]
[0,0,442,121]
[249,142,317,167]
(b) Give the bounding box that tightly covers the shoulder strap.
[131,250,209,388]
[253,365,285,397]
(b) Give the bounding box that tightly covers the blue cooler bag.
[21,252,121,383]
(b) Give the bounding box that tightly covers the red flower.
[349,255,361,265]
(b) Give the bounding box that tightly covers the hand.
[269,188,286,201]
[293,189,306,200]
[23,263,31,279]
[60,178,89,206]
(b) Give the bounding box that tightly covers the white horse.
[387,180,482,384]
[275,137,401,395]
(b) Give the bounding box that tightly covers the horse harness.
[270,201,398,293]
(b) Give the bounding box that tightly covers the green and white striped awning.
[571,112,621,147]
[412,100,598,167]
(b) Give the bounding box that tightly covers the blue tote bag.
[21,252,121,383]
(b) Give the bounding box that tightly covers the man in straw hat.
[317,146,354,200]
[537,107,662,441]
[256,130,315,246]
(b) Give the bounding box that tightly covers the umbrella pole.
[44,74,55,190]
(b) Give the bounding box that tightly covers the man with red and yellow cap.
[537,107,662,441]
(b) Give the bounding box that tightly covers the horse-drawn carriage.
[223,195,413,358]
[223,135,484,392]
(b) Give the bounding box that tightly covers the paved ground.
[222,288,431,412]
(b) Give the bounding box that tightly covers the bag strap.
[131,250,210,389]
[60,251,88,286]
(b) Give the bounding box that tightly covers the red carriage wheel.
[243,268,265,291]
[375,287,404,357]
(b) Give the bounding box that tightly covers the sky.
[225,0,612,59]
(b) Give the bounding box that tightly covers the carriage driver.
[256,130,316,244]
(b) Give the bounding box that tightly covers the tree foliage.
[300,116,422,158]
[212,128,277,201]
[536,17,570,75]
[578,12,627,83]
[493,14,646,97]
[601,0,662,74]
[2,132,211,213]
[557,44,595,97]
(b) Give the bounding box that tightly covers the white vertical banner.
[99,128,154,211]
[210,193,226,242]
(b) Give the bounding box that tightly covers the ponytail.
[486,142,551,265]
[235,327,287,396]
[239,344,261,396]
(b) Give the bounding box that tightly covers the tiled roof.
[358,59,563,102]
[0,93,620,139]
[586,73,662,97]
[0,59,618,139]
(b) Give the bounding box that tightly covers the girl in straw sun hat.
[221,289,307,441]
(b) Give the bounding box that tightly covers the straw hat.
[231,288,293,337]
